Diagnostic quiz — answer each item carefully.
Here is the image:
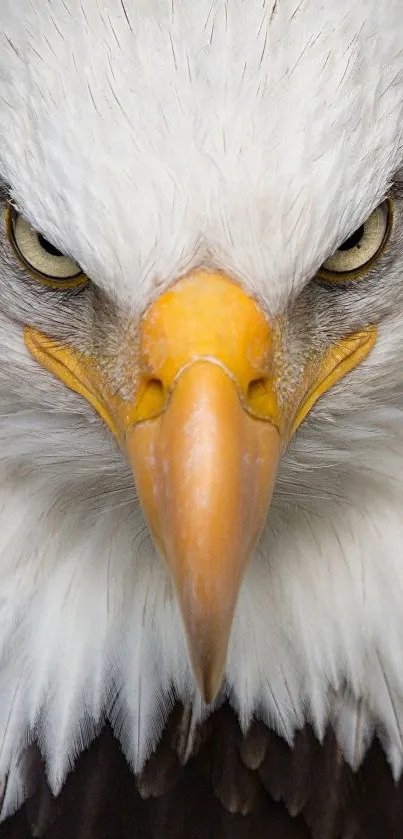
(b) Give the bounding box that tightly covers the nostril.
[247,378,268,404]
[138,377,166,418]
[147,377,164,398]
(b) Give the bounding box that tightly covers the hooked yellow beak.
[24,271,376,702]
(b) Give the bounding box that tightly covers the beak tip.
[193,656,225,705]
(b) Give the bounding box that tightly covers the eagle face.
[0,0,403,814]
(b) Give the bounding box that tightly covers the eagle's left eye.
[319,197,392,281]
[5,204,86,289]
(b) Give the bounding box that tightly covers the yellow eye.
[5,204,86,289]
[319,198,393,282]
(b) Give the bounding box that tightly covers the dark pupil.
[338,225,365,252]
[38,233,63,257]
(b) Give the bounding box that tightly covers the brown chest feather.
[0,703,400,839]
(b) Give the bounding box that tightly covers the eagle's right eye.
[5,204,87,289]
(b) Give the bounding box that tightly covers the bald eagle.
[0,1,403,836]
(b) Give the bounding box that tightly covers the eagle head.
[0,0,402,810]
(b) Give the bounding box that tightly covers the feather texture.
[1,706,403,839]
[0,0,403,307]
